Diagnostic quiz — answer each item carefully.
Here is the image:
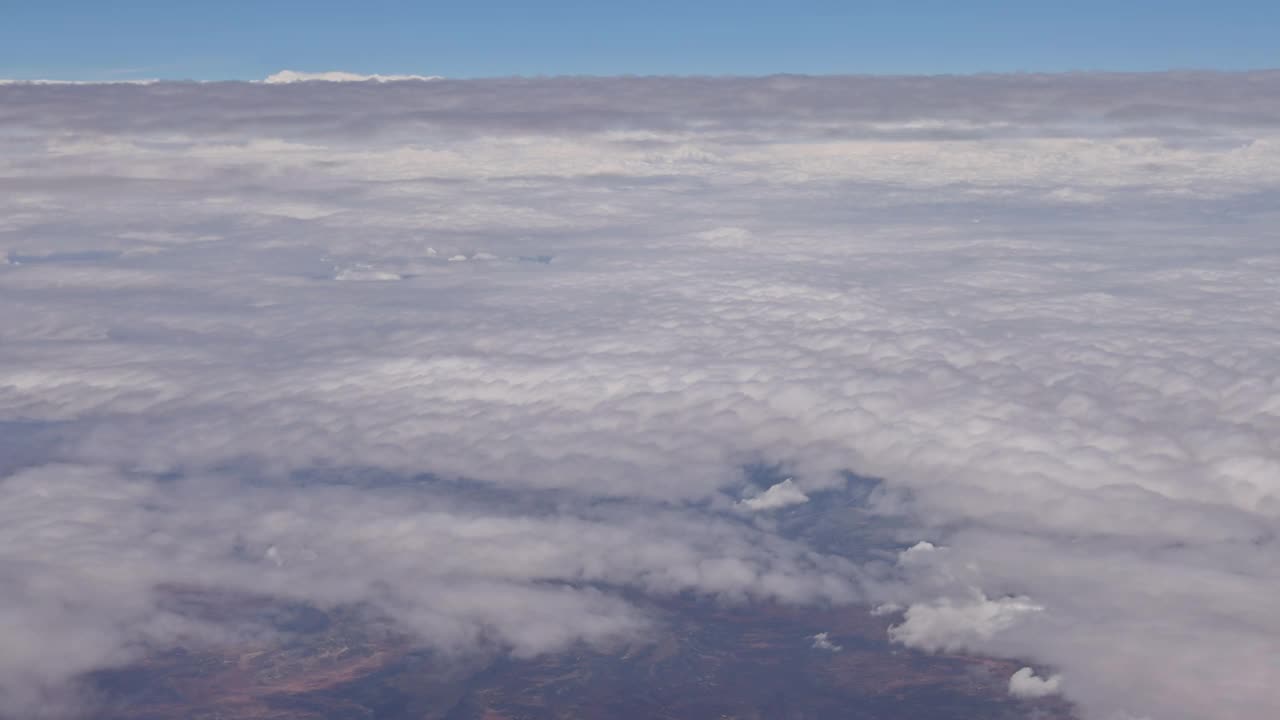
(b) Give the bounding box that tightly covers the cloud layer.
[1,73,1278,720]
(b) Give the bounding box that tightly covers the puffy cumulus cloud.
[0,74,1278,719]
[1010,667,1063,698]
[887,591,1045,652]
[740,478,809,511]
[810,632,842,652]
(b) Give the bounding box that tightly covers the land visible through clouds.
[1,72,1278,720]
[88,589,1074,720]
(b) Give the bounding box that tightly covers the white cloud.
[1009,666,1062,698]
[888,591,1044,653]
[333,264,404,281]
[740,478,810,511]
[1,73,1278,720]
[0,462,858,711]
[870,603,902,616]
[811,632,842,652]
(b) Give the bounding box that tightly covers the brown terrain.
[77,588,1076,720]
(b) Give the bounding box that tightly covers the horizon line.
[4,66,1280,86]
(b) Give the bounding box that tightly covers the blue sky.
[2,0,1277,80]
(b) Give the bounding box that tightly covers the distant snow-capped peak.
[262,70,442,84]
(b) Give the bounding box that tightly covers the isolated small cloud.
[1009,666,1062,698]
[811,632,842,652]
[740,478,809,511]
[333,265,404,282]
[870,603,903,617]
[888,592,1044,652]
